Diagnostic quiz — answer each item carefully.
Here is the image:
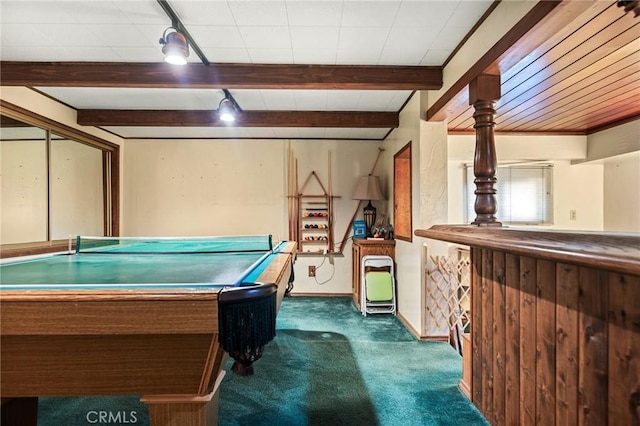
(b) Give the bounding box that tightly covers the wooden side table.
[352,239,396,310]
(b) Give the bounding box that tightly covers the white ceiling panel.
[337,26,389,53]
[200,47,252,63]
[36,87,223,110]
[1,0,496,140]
[393,1,458,28]
[247,48,294,64]
[0,1,78,24]
[113,1,169,25]
[187,26,246,49]
[65,2,135,25]
[170,2,236,26]
[293,92,329,110]
[239,26,292,49]
[285,2,343,27]
[420,49,452,66]
[290,27,340,50]
[228,2,289,27]
[259,90,299,110]
[336,47,383,65]
[341,2,400,27]
[292,48,337,64]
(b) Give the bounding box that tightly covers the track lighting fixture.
[217,93,240,122]
[218,98,236,122]
[159,27,189,65]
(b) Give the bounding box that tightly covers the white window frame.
[464,164,554,225]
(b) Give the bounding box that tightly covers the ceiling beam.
[77,110,399,128]
[1,62,442,91]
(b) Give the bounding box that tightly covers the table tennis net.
[74,234,273,254]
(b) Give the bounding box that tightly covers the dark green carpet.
[37,296,488,426]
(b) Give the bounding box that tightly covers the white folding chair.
[360,255,396,316]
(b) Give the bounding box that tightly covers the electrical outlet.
[308,265,316,277]
[569,210,577,221]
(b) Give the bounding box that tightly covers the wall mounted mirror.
[0,103,119,257]
[1,115,48,244]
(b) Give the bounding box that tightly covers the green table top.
[1,236,284,290]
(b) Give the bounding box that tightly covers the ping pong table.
[0,234,296,426]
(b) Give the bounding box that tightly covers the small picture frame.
[353,220,366,239]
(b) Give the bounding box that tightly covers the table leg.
[1,397,38,426]
[141,371,225,426]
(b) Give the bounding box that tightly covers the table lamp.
[353,175,384,237]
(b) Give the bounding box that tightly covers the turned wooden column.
[469,74,502,227]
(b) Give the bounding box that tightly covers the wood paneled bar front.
[415,225,640,426]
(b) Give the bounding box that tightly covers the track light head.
[159,27,189,65]
[218,97,237,122]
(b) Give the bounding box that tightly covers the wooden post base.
[459,332,472,399]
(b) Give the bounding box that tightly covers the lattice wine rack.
[424,247,471,352]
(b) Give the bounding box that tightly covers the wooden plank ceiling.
[429,0,640,134]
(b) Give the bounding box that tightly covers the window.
[465,164,553,225]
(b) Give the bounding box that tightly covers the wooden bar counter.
[415,225,640,426]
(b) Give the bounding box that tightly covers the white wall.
[585,120,640,232]
[122,137,384,295]
[382,93,422,333]
[552,160,603,230]
[289,139,386,295]
[447,134,605,231]
[381,92,450,336]
[584,120,640,161]
[603,152,640,232]
[123,139,288,237]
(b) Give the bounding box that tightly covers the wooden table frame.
[0,242,296,426]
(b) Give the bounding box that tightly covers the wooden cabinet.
[351,239,395,310]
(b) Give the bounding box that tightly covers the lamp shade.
[353,175,384,201]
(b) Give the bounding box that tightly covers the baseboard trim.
[420,335,450,342]
[397,312,449,342]
[459,380,471,400]
[287,292,352,297]
[396,311,420,339]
